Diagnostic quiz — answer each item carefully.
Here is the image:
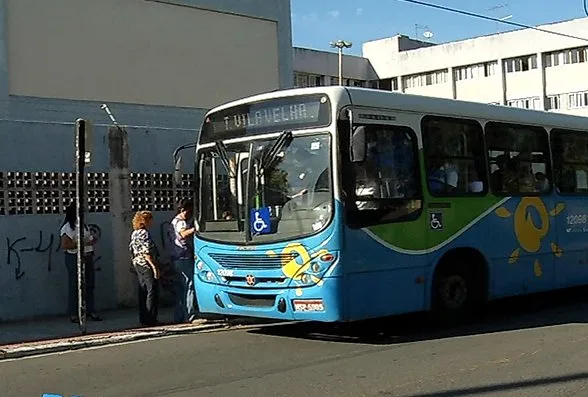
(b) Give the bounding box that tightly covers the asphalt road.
[3,289,588,397]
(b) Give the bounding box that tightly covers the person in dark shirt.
[168,199,202,324]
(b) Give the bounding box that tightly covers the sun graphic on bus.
[266,242,331,296]
[495,197,565,277]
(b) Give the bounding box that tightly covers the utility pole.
[74,118,92,335]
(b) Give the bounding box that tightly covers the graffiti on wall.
[3,224,103,281]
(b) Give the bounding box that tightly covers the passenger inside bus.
[490,152,550,194]
[534,172,550,192]
[428,161,459,193]
[427,132,462,194]
[490,154,508,192]
[354,129,418,207]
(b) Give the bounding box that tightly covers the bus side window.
[551,128,588,194]
[347,124,423,227]
[422,116,487,196]
[485,122,551,195]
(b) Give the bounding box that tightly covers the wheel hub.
[441,274,467,309]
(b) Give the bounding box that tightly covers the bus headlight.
[195,261,219,283]
[311,262,321,273]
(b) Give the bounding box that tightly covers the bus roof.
[206,86,588,131]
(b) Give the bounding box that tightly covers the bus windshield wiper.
[258,130,293,172]
[244,130,293,243]
[213,140,236,178]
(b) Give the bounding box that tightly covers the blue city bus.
[173,86,588,323]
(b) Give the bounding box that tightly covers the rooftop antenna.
[487,3,512,32]
[415,24,434,40]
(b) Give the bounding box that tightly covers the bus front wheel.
[431,261,486,324]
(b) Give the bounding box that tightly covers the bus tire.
[431,256,486,325]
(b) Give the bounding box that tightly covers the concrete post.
[498,58,507,106]
[398,75,405,93]
[448,67,457,99]
[108,125,135,307]
[538,52,547,110]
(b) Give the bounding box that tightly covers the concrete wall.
[0,0,293,321]
[455,75,503,103]
[0,118,197,321]
[5,0,291,109]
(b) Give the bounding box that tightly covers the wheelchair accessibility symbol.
[429,211,443,230]
[250,207,271,235]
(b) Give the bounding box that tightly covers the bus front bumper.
[195,278,343,322]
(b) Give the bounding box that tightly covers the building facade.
[293,17,588,117]
[0,0,292,321]
[293,47,378,89]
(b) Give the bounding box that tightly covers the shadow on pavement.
[248,286,588,345]
[392,371,588,397]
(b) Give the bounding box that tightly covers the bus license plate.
[293,299,324,312]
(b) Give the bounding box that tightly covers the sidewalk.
[0,308,274,360]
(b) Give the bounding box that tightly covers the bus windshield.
[196,132,333,245]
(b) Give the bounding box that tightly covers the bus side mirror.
[350,126,366,163]
[173,155,183,186]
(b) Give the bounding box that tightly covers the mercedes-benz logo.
[245,274,256,286]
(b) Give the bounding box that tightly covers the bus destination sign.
[200,94,331,143]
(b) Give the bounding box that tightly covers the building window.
[486,122,551,195]
[403,70,448,88]
[294,72,323,88]
[378,79,391,90]
[544,52,561,68]
[551,128,588,194]
[507,97,541,110]
[567,91,588,109]
[546,95,561,110]
[454,61,497,81]
[377,78,399,91]
[546,47,588,68]
[310,75,322,87]
[504,55,538,73]
[484,61,497,76]
[422,116,488,196]
[563,47,588,65]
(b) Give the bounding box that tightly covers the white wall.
[506,70,542,100]
[405,83,453,99]
[456,76,503,103]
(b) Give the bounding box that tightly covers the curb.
[0,322,229,361]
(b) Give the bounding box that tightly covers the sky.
[291,0,588,56]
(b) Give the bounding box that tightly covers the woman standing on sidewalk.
[60,202,102,323]
[129,210,161,326]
